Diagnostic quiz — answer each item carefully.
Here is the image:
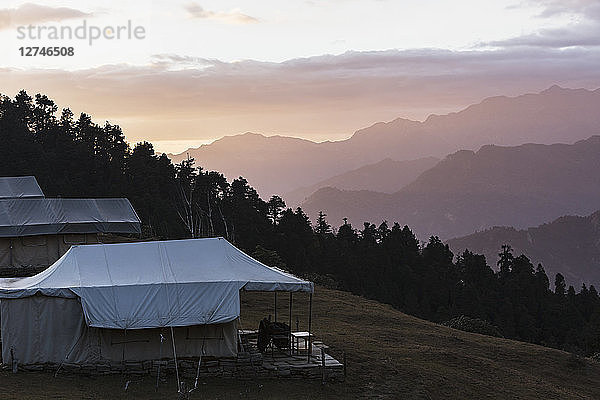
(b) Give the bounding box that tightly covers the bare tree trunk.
[207,192,215,236]
[175,182,198,238]
[217,203,228,240]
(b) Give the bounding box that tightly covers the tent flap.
[74,282,241,329]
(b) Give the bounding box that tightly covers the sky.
[1,0,600,153]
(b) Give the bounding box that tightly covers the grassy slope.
[2,287,600,399]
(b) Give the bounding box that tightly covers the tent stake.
[307,292,312,363]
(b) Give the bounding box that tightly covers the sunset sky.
[1,0,600,153]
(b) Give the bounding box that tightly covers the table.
[291,331,313,355]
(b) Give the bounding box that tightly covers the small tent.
[0,237,313,365]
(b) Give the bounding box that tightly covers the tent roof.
[0,198,141,237]
[0,176,44,199]
[0,238,313,329]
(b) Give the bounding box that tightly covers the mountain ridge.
[447,209,600,288]
[301,136,600,239]
[283,156,439,207]
[168,85,600,199]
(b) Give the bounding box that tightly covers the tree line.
[2,91,599,356]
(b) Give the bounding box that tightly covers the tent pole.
[156,330,165,391]
[170,326,180,393]
[307,292,312,363]
[190,332,206,392]
[274,291,277,322]
[289,292,293,355]
[122,329,127,362]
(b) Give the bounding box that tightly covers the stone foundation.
[14,347,344,381]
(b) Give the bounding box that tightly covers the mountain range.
[284,156,439,207]
[170,86,600,201]
[301,136,600,239]
[447,210,600,288]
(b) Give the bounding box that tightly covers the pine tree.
[498,244,514,279]
[554,273,566,296]
[315,211,332,235]
[267,195,286,226]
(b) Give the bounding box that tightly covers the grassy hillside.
[2,287,600,399]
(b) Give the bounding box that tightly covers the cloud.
[483,23,600,48]
[527,0,600,20]
[0,3,92,30]
[488,1,600,48]
[1,48,599,151]
[184,2,258,24]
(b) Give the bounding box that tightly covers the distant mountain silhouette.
[169,86,600,198]
[447,211,600,288]
[284,156,439,207]
[301,136,600,239]
[170,132,333,198]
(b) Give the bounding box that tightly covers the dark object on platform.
[257,317,291,352]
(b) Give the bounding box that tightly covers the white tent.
[0,198,141,237]
[0,237,313,365]
[0,176,44,199]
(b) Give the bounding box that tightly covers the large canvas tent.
[0,197,141,275]
[0,237,313,365]
[0,176,44,200]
